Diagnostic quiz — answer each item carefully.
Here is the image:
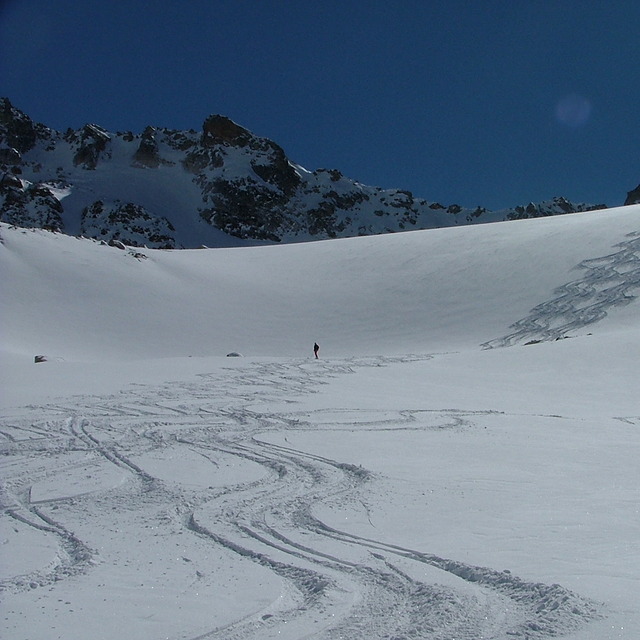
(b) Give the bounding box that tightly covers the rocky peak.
[202,115,252,147]
[624,183,640,206]
[0,97,38,154]
[0,179,63,231]
[65,123,111,170]
[0,99,622,248]
[133,126,161,168]
[185,114,302,236]
[507,196,606,220]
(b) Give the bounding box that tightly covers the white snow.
[1,205,639,639]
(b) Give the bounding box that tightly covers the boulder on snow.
[108,238,127,250]
[34,354,65,363]
[226,352,243,357]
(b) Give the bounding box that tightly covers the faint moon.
[555,94,592,128]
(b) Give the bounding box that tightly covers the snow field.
[1,205,639,639]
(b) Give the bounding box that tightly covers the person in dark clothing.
[313,342,319,358]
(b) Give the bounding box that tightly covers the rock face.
[0,180,64,231]
[0,97,615,248]
[624,184,640,206]
[202,114,253,146]
[506,197,606,220]
[80,201,176,249]
[66,123,111,170]
[0,97,42,153]
[190,116,303,241]
[133,126,162,168]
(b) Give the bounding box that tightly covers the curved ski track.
[483,231,640,348]
[1,355,603,639]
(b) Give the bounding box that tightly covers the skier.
[313,342,320,359]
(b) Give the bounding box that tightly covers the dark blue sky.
[2,0,638,209]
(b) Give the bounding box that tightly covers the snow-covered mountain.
[2,95,640,640]
[0,98,609,248]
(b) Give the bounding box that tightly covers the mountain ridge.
[0,97,613,249]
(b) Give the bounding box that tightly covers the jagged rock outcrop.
[0,146,22,165]
[191,115,303,241]
[133,126,162,168]
[202,114,252,147]
[0,98,618,248]
[0,172,22,189]
[624,184,640,206]
[80,201,176,249]
[66,123,111,170]
[506,197,606,220]
[0,180,64,231]
[1,97,39,153]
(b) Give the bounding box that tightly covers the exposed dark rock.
[321,168,343,182]
[624,184,640,206]
[133,126,161,168]
[67,124,111,169]
[307,201,339,237]
[183,147,224,174]
[554,196,574,213]
[1,172,23,189]
[80,200,176,248]
[164,129,198,151]
[251,147,300,195]
[466,206,487,222]
[507,197,606,220]
[331,188,368,209]
[202,115,252,147]
[200,177,287,242]
[0,98,38,153]
[0,146,22,165]
[108,239,127,250]
[0,180,63,231]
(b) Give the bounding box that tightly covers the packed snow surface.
[1,205,639,639]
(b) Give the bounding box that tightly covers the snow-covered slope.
[1,98,607,248]
[1,206,639,640]
[2,206,638,362]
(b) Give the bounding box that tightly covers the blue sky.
[1,0,638,209]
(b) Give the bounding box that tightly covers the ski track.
[483,231,640,348]
[0,355,603,639]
